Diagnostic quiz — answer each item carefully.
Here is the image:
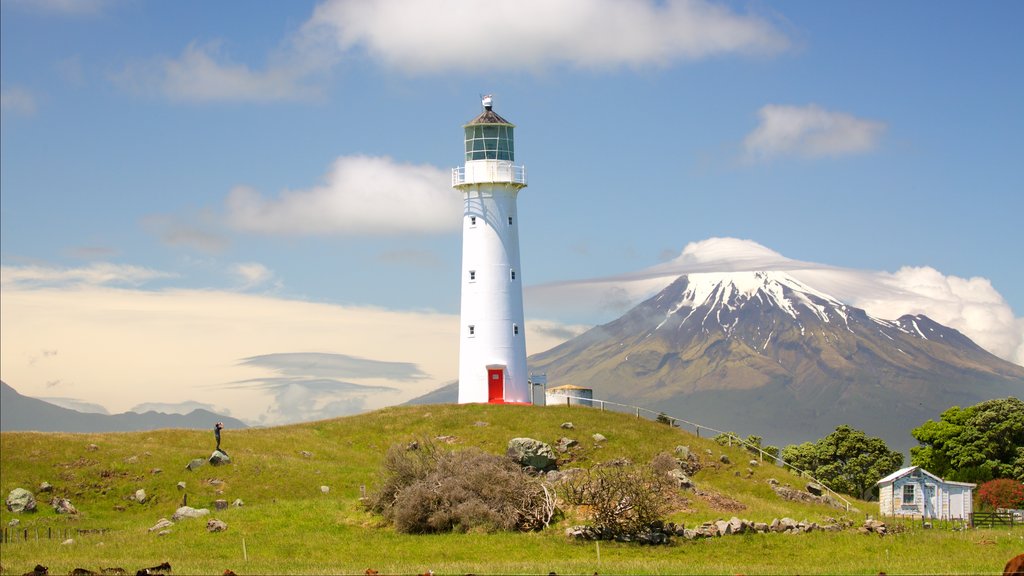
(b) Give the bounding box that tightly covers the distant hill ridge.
[0,381,247,432]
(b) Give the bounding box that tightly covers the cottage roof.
[875,465,977,487]
[547,384,591,392]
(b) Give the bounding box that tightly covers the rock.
[232,498,244,507]
[714,519,731,536]
[319,485,330,494]
[172,506,210,521]
[8,518,20,527]
[62,538,74,545]
[806,482,823,496]
[555,437,578,453]
[506,438,557,470]
[186,458,206,471]
[206,519,228,533]
[134,489,147,503]
[38,481,53,493]
[6,488,37,513]
[719,454,731,465]
[768,478,779,486]
[51,497,78,514]
[753,522,769,533]
[158,529,172,536]
[728,517,745,534]
[176,482,186,490]
[561,422,574,429]
[667,469,692,489]
[214,499,228,510]
[124,455,138,464]
[148,518,174,532]
[749,460,759,467]
[300,450,313,458]
[151,468,162,475]
[474,421,489,427]
[592,433,607,443]
[86,443,99,451]
[209,450,231,466]
[674,445,690,459]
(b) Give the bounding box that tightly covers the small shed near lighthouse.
[875,466,975,520]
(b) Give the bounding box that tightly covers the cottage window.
[902,484,915,504]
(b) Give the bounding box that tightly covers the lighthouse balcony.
[452,161,527,187]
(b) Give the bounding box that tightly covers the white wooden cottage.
[544,384,594,407]
[875,466,975,520]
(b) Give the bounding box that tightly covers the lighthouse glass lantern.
[452,95,529,404]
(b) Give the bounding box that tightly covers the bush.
[560,459,671,536]
[366,439,556,533]
[977,478,1024,510]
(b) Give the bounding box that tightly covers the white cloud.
[307,0,788,73]
[743,104,886,160]
[528,237,1024,365]
[1,86,37,116]
[116,41,324,103]
[231,262,275,290]
[225,155,460,236]
[0,262,175,288]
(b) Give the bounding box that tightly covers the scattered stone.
[674,445,690,459]
[473,421,489,427]
[157,529,171,537]
[8,518,20,527]
[749,460,760,467]
[51,496,78,514]
[705,448,713,455]
[214,499,228,510]
[172,506,209,521]
[87,443,99,451]
[592,433,607,443]
[38,481,53,493]
[176,482,186,491]
[299,450,313,458]
[561,422,574,430]
[667,469,692,489]
[506,438,557,470]
[435,435,458,444]
[124,455,139,464]
[320,486,330,494]
[806,482,823,497]
[6,488,37,513]
[231,498,244,507]
[134,489,147,503]
[186,458,205,471]
[148,519,173,532]
[206,519,228,533]
[209,450,231,466]
[62,538,74,545]
[554,437,578,453]
[719,454,731,464]
[862,518,887,535]
[151,468,162,475]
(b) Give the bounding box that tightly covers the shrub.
[977,478,1024,510]
[560,459,671,536]
[366,439,556,533]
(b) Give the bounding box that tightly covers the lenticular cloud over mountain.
[526,237,1024,365]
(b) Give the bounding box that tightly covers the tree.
[976,479,1024,510]
[780,425,903,500]
[910,397,1024,483]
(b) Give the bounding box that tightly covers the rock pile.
[506,438,557,470]
[860,518,888,535]
[566,516,851,543]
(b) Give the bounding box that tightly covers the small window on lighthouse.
[507,216,513,226]
[469,270,477,282]
[468,325,476,336]
[469,216,477,227]
[510,270,516,281]
[513,324,520,336]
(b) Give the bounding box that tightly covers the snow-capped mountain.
[528,271,1024,453]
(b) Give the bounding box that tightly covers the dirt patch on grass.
[693,487,747,512]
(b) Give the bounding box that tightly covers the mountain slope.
[0,381,247,432]
[528,272,1024,453]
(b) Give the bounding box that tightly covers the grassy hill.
[0,404,1019,575]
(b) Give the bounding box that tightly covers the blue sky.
[2,0,1022,425]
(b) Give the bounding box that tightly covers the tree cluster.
[559,459,672,536]
[781,425,903,499]
[976,478,1024,510]
[910,397,1024,483]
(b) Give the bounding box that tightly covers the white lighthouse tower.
[452,95,529,404]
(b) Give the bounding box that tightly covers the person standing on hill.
[214,421,226,454]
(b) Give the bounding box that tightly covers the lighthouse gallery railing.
[452,164,527,187]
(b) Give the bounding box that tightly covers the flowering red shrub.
[977,478,1024,510]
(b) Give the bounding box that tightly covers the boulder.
[555,437,578,453]
[560,422,574,430]
[214,499,228,510]
[186,458,206,471]
[666,469,692,489]
[38,481,53,493]
[714,519,731,536]
[51,497,78,515]
[719,454,731,465]
[592,433,607,443]
[506,438,557,470]
[232,498,244,507]
[148,518,174,532]
[6,488,37,513]
[806,482,823,496]
[209,450,231,466]
[320,485,330,494]
[134,489,147,503]
[299,450,313,458]
[176,482,186,491]
[674,445,691,459]
[206,519,228,533]
[172,506,210,521]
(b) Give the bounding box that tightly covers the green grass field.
[2,404,1020,575]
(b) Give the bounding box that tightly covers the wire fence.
[548,394,855,511]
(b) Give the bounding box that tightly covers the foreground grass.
[2,404,1021,574]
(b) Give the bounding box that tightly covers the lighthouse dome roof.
[466,108,514,127]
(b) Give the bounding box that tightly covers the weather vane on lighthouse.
[452,95,529,404]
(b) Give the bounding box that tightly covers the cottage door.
[949,491,964,520]
[925,484,938,518]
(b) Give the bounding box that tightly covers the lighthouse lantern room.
[452,95,529,404]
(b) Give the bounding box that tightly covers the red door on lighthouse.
[487,368,504,403]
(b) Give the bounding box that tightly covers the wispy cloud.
[240,352,428,381]
[225,155,459,236]
[528,237,1024,365]
[0,262,175,289]
[743,104,886,160]
[308,0,789,73]
[1,86,37,116]
[142,211,230,253]
[230,262,276,290]
[115,41,327,103]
